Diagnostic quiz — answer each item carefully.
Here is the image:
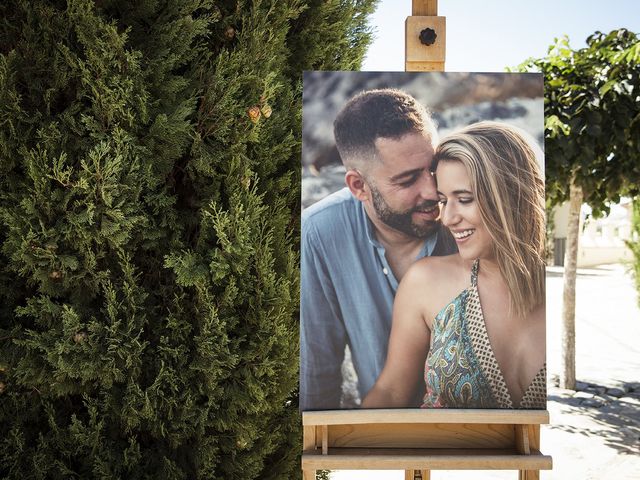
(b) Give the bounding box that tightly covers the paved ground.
[329,264,640,480]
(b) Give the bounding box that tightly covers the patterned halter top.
[422,259,546,409]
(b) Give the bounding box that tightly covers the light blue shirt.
[300,188,455,410]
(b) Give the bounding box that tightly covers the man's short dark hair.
[333,88,436,170]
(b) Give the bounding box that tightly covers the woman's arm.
[361,264,432,408]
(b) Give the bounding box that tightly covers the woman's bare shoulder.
[399,254,469,323]
[405,253,464,284]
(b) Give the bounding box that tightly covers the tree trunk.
[560,176,583,390]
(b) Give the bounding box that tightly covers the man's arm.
[361,261,431,408]
[300,223,346,410]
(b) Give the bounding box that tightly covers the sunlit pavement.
[328,264,640,480]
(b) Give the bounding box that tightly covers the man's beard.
[370,184,440,239]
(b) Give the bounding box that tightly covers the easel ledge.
[303,408,549,425]
[302,409,552,480]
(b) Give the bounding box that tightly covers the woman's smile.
[451,228,476,242]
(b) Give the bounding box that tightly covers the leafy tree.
[518,29,640,389]
[0,1,376,478]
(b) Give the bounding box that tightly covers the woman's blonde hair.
[433,121,545,318]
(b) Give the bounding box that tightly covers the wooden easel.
[301,409,552,479]
[301,2,553,479]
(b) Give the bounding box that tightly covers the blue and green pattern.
[422,260,546,409]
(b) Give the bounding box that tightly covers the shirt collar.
[362,201,383,249]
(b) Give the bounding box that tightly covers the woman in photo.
[362,121,546,409]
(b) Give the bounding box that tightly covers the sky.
[362,0,640,72]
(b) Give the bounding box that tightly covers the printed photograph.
[300,71,546,411]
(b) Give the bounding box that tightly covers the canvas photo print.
[300,71,546,411]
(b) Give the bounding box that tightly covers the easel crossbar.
[302,448,552,470]
[302,409,549,426]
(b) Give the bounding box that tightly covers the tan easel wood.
[303,408,552,478]
[518,424,542,480]
[405,470,430,480]
[406,0,445,71]
[302,425,316,480]
[412,0,438,16]
[405,469,431,480]
[301,410,552,479]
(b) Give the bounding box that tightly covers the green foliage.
[0,0,377,478]
[626,198,640,307]
[516,29,640,217]
[286,0,378,74]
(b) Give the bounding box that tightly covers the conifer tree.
[0,1,376,478]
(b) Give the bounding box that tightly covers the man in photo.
[300,89,457,410]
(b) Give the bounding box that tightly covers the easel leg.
[405,470,430,480]
[517,423,539,480]
[519,470,540,480]
[303,469,315,480]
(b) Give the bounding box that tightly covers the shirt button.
[383,268,389,275]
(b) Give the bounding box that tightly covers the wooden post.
[412,0,438,15]
[406,0,445,71]
[406,470,431,480]
[519,425,542,480]
[515,424,531,455]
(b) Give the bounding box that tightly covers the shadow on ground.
[548,381,640,455]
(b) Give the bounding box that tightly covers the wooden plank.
[421,470,430,480]
[301,448,553,471]
[328,423,514,449]
[322,425,328,455]
[302,469,315,480]
[405,16,446,68]
[515,425,531,455]
[404,471,414,480]
[412,0,438,16]
[302,409,550,426]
